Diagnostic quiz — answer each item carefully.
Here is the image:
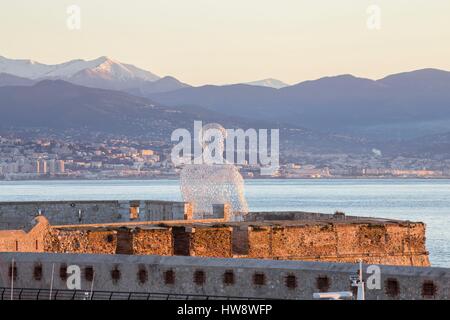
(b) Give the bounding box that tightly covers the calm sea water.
[0,179,449,267]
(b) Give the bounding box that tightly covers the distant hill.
[126,76,190,96]
[0,80,375,153]
[398,131,450,157]
[150,69,450,140]
[0,80,248,138]
[0,73,35,87]
[2,56,450,155]
[4,55,450,141]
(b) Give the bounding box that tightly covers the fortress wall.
[43,227,174,256]
[140,201,189,221]
[42,225,233,257]
[336,224,393,256]
[85,231,117,254]
[0,231,24,252]
[0,201,123,229]
[245,211,362,222]
[271,225,337,258]
[402,223,428,253]
[44,229,117,254]
[189,227,233,258]
[0,212,429,267]
[0,200,192,230]
[132,228,173,256]
[0,253,448,300]
[232,226,249,255]
[0,216,49,253]
[246,223,429,267]
[247,226,272,258]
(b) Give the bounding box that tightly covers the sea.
[0,179,448,267]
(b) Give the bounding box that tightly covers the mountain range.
[0,80,257,140]
[0,55,187,93]
[0,79,374,154]
[149,69,450,140]
[0,55,289,92]
[1,55,450,155]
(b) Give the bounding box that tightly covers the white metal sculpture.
[180,123,248,220]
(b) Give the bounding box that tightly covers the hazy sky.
[1,0,450,85]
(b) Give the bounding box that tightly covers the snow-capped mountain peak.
[0,55,160,84]
[0,56,54,79]
[244,78,289,89]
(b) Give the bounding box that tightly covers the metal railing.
[0,287,264,300]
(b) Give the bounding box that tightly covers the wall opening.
[8,263,17,281]
[223,270,235,285]
[285,274,297,289]
[129,205,140,220]
[422,281,437,298]
[194,270,205,286]
[138,267,148,284]
[73,239,80,250]
[316,276,330,292]
[111,267,121,283]
[115,229,133,255]
[173,227,190,256]
[385,278,400,297]
[85,266,94,282]
[164,270,175,285]
[232,227,249,255]
[60,264,68,281]
[253,273,266,286]
[351,282,358,297]
[33,264,43,281]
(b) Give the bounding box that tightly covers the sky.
[1,0,450,86]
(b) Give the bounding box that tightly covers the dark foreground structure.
[0,252,448,300]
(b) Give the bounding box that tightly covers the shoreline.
[2,176,450,182]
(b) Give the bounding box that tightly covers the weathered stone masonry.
[246,222,429,266]
[0,200,193,230]
[0,216,50,253]
[0,215,430,267]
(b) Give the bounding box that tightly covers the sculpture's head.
[201,123,227,161]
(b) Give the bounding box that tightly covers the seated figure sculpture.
[180,123,248,220]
